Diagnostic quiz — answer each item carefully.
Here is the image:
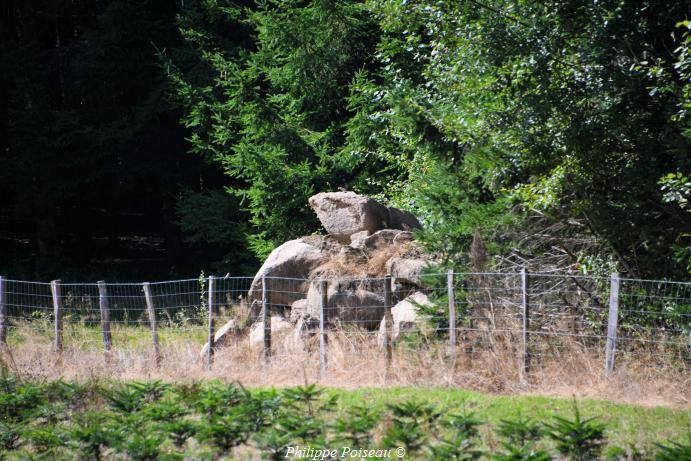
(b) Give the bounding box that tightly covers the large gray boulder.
[289,299,309,323]
[308,191,421,244]
[378,292,432,344]
[305,279,386,330]
[246,314,314,355]
[246,238,328,320]
[248,316,293,347]
[308,192,388,243]
[199,319,238,357]
[237,192,429,333]
[385,257,429,287]
[350,229,404,250]
[387,207,422,233]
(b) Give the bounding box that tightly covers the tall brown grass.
[2,322,688,410]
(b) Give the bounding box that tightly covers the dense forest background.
[1,0,689,281]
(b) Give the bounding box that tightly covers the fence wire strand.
[0,272,688,375]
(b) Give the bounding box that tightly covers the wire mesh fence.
[0,271,688,383]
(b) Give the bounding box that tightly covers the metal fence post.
[262,274,271,363]
[143,282,161,366]
[0,276,6,345]
[447,270,457,355]
[51,280,62,352]
[605,272,620,376]
[207,275,216,369]
[520,268,530,381]
[383,275,393,373]
[97,281,112,354]
[319,279,328,380]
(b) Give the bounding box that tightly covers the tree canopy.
[1,0,689,279]
[170,0,691,278]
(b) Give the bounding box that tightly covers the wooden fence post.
[447,270,457,355]
[142,282,160,366]
[97,281,112,354]
[0,276,6,345]
[520,268,530,381]
[51,280,62,352]
[604,272,620,376]
[319,279,328,380]
[383,275,393,373]
[207,275,215,370]
[262,274,271,363]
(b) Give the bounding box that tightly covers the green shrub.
[546,400,606,461]
[492,415,551,461]
[655,432,691,461]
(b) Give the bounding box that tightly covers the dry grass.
[307,234,425,280]
[2,323,689,410]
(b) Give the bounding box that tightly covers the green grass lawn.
[7,319,210,349]
[330,387,691,454]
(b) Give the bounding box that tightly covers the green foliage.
[333,404,379,446]
[491,447,553,461]
[169,0,387,258]
[0,377,689,459]
[658,172,691,274]
[164,0,691,278]
[660,172,691,212]
[0,379,47,422]
[282,384,337,417]
[655,432,691,461]
[272,385,336,449]
[103,385,147,413]
[24,425,65,454]
[442,408,484,440]
[429,433,483,461]
[493,415,552,461]
[253,427,293,461]
[346,0,691,277]
[122,431,167,461]
[0,421,22,451]
[430,409,484,461]
[162,419,199,448]
[496,415,545,447]
[69,412,114,461]
[129,380,170,403]
[546,400,607,461]
[199,411,252,453]
[3,0,691,281]
[192,382,242,415]
[382,400,443,453]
